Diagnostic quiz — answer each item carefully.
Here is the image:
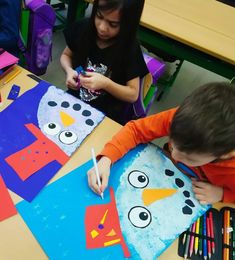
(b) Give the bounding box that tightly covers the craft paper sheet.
[0,81,104,202]
[17,144,210,259]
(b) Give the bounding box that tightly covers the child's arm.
[79,72,139,103]
[60,46,78,90]
[99,108,177,164]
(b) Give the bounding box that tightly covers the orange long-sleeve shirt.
[100,108,235,203]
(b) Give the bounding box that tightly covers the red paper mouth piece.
[85,188,131,258]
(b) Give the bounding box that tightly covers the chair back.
[132,53,166,118]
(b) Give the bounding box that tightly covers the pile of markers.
[178,207,235,260]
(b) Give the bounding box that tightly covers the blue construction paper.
[17,144,210,259]
[0,81,104,201]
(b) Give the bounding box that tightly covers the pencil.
[189,222,196,257]
[0,91,2,104]
[184,228,191,259]
[203,213,208,260]
[209,212,215,254]
[206,214,212,259]
[223,210,230,260]
[199,215,203,256]
[3,67,21,85]
[182,232,187,245]
[232,219,235,260]
[91,147,104,199]
[195,217,200,255]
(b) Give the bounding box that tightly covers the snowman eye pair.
[127,170,151,228]
[128,170,149,188]
[43,122,77,144]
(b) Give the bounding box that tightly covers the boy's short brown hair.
[170,82,235,157]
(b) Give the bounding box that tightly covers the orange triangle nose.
[60,111,75,127]
[142,188,177,206]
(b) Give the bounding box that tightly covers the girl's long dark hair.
[74,0,145,82]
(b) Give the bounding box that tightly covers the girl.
[60,0,148,125]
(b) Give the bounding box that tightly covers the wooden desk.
[139,0,235,79]
[0,67,234,259]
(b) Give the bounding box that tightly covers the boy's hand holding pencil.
[88,151,111,198]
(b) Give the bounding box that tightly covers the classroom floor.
[41,27,228,146]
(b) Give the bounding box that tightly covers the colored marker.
[206,214,212,259]
[91,147,104,199]
[0,91,2,105]
[209,212,215,254]
[203,213,208,260]
[189,222,196,257]
[195,217,200,255]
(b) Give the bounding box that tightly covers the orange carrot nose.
[142,188,177,206]
[60,111,75,127]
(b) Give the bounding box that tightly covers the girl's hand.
[87,156,112,196]
[79,72,111,91]
[65,68,78,90]
[192,179,223,204]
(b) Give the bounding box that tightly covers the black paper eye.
[128,206,152,228]
[59,130,77,144]
[43,122,61,135]
[128,170,149,188]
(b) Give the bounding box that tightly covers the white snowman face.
[115,145,208,260]
[37,86,104,156]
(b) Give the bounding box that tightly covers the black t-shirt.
[64,19,148,124]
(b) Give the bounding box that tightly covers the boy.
[87,82,235,204]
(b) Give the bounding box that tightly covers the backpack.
[19,0,56,75]
[0,0,21,57]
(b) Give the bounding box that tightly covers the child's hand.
[79,72,110,91]
[192,179,223,204]
[65,68,78,90]
[87,156,112,196]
